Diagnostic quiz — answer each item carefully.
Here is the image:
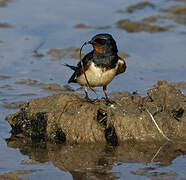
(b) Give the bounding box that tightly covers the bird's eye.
[94,38,106,45]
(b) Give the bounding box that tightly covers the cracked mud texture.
[6,80,186,144]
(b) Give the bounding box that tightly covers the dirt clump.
[6,80,186,144]
[159,5,186,25]
[118,52,130,58]
[142,16,157,23]
[116,19,172,33]
[160,14,186,25]
[0,170,32,180]
[74,23,111,29]
[15,79,74,93]
[126,1,155,13]
[0,22,13,28]
[0,0,12,7]
[0,75,11,79]
[47,47,80,60]
[3,101,25,109]
[170,81,186,89]
[69,50,129,60]
[19,93,37,96]
[161,5,186,16]
[47,46,129,60]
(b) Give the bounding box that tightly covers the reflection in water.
[6,135,186,180]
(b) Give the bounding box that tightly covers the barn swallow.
[65,33,126,99]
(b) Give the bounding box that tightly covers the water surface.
[0,0,186,179]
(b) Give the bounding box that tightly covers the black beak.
[84,40,94,45]
[80,41,92,54]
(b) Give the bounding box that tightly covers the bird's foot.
[102,97,115,105]
[84,95,94,103]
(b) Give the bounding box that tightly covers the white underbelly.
[77,62,117,87]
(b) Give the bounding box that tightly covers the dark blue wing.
[66,51,93,83]
[77,51,93,70]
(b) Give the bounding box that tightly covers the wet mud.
[0,170,31,180]
[126,1,155,13]
[116,19,173,33]
[3,101,25,109]
[160,5,186,25]
[15,79,74,93]
[116,1,186,33]
[0,0,185,179]
[0,75,11,80]
[74,23,111,30]
[47,47,129,60]
[0,0,12,7]
[0,22,13,28]
[142,16,157,23]
[140,5,186,26]
[47,47,80,60]
[170,81,186,89]
[160,5,186,16]
[6,80,186,144]
[5,136,186,179]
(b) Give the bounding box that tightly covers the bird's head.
[86,34,118,55]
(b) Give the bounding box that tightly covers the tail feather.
[68,72,77,83]
[64,64,77,83]
[64,64,77,71]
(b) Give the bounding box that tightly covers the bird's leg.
[103,85,115,104]
[103,85,108,99]
[84,86,89,99]
[83,86,94,103]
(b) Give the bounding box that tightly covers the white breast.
[77,62,118,87]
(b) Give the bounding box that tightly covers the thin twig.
[80,42,97,95]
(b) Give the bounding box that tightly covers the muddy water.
[0,0,186,179]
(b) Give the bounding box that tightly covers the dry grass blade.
[146,108,172,142]
[151,141,168,162]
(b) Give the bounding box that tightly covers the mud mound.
[6,80,186,144]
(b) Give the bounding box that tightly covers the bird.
[65,33,126,99]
